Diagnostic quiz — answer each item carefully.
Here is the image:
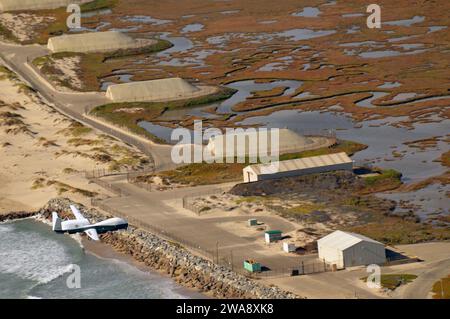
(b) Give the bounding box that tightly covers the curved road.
[0,41,175,171]
[397,257,450,299]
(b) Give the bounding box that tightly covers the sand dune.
[0,65,147,214]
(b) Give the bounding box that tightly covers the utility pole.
[216,241,219,264]
[230,250,234,271]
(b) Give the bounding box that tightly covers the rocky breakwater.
[0,211,37,222]
[38,198,300,299]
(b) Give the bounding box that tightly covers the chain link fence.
[182,189,227,215]
[249,259,340,278]
[91,198,223,263]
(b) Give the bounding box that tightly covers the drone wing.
[84,228,99,241]
[70,205,88,221]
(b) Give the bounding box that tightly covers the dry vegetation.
[135,139,367,186]
[33,39,173,91]
[431,275,450,299]
[2,0,446,129]
[0,67,150,212]
[361,274,418,290]
[225,169,448,245]
[90,87,236,142]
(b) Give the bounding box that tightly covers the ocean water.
[0,219,198,299]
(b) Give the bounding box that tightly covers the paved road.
[264,268,383,299]
[0,39,342,277]
[100,177,317,272]
[0,41,177,170]
[391,257,450,299]
[266,242,450,299]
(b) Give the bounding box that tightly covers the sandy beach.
[0,64,147,214]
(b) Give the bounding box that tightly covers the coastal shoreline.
[0,198,299,299]
[81,237,207,299]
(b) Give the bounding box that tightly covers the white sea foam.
[0,224,13,233]
[0,225,73,284]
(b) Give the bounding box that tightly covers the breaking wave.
[1,220,198,299]
[0,222,74,284]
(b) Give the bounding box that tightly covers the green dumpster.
[244,260,261,273]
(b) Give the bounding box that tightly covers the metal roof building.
[318,230,386,269]
[243,152,353,183]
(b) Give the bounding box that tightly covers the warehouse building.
[105,78,203,102]
[0,0,90,11]
[206,128,317,159]
[243,152,353,183]
[47,31,144,54]
[318,230,386,269]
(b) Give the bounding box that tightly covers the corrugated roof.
[246,152,352,175]
[318,230,383,251]
[265,230,282,235]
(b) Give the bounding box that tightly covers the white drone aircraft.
[52,205,128,241]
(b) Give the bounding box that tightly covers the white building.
[318,230,386,269]
[47,31,142,54]
[206,129,316,160]
[105,78,201,102]
[243,152,353,183]
[283,242,296,253]
[0,0,90,12]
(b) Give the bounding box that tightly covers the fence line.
[89,178,130,197]
[91,195,340,278]
[125,170,155,192]
[130,181,153,192]
[182,189,226,215]
[91,198,222,263]
[85,167,155,179]
[251,260,339,278]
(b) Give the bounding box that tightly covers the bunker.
[206,128,318,159]
[0,0,91,12]
[47,31,145,54]
[105,78,202,103]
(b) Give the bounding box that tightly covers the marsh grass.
[33,40,173,91]
[348,217,450,244]
[90,87,237,143]
[361,274,417,290]
[360,169,402,194]
[431,276,450,299]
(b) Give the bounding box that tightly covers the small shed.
[265,230,282,244]
[318,230,386,269]
[283,242,296,253]
[244,260,261,273]
[248,219,258,227]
